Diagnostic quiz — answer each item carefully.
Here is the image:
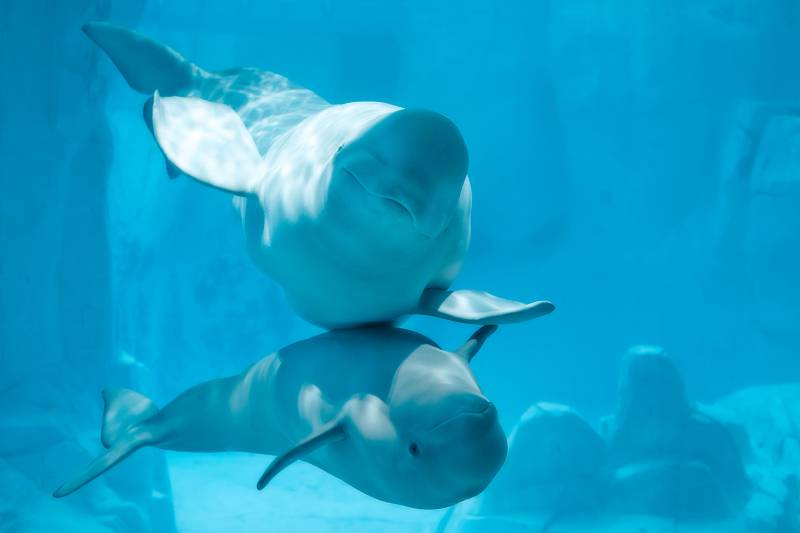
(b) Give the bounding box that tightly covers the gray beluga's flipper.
[82,22,202,96]
[256,421,347,490]
[417,288,555,325]
[54,389,160,497]
[455,325,498,362]
[152,92,266,195]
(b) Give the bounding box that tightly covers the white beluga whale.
[54,326,507,509]
[84,22,555,328]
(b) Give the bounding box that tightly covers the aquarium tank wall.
[1,0,799,531]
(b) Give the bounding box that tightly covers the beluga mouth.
[428,398,496,433]
[342,164,420,227]
[336,108,469,239]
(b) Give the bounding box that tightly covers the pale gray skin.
[54,327,508,509]
[83,22,556,329]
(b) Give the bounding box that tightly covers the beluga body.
[84,23,555,328]
[54,326,507,509]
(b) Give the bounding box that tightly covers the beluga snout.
[336,108,469,238]
[424,399,507,501]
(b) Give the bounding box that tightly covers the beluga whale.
[54,326,507,509]
[84,22,555,329]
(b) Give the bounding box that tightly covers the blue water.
[2,1,799,531]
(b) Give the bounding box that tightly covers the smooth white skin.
[239,103,472,328]
[84,23,554,330]
[142,328,507,509]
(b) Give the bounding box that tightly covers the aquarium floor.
[167,452,445,532]
[167,453,753,532]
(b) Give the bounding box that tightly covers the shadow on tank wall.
[0,2,175,531]
[437,347,799,532]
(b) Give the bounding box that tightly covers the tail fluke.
[152,92,265,195]
[53,389,159,498]
[142,97,184,179]
[82,22,201,96]
[100,388,158,448]
[53,433,151,497]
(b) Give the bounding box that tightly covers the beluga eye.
[408,442,420,457]
[336,144,344,153]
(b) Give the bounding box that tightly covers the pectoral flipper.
[416,288,555,325]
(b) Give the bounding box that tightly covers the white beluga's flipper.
[82,22,200,95]
[417,288,555,325]
[54,389,160,498]
[152,92,266,195]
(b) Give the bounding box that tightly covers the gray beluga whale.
[53,326,507,509]
[84,22,555,328]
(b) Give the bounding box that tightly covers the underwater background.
[1,0,799,531]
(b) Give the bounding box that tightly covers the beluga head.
[380,325,507,507]
[333,109,469,239]
[256,326,507,509]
